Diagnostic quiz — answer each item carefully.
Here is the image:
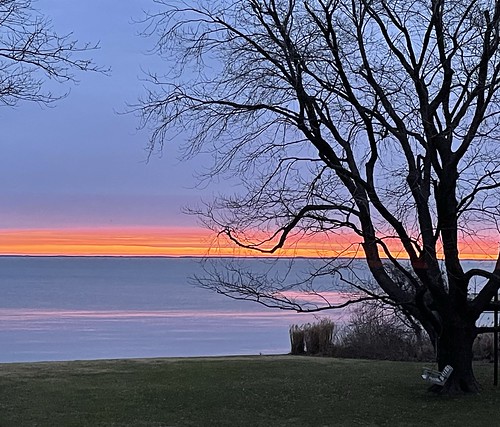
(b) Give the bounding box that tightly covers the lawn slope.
[0,356,498,426]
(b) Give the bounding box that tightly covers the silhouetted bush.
[335,302,434,361]
[473,333,494,361]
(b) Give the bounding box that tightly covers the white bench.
[421,365,454,386]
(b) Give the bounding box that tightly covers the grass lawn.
[1,355,499,426]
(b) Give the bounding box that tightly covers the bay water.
[1,256,493,363]
[0,256,347,362]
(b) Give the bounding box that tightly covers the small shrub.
[336,302,433,361]
[473,333,494,361]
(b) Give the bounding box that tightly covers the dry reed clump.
[289,318,335,356]
[289,324,306,355]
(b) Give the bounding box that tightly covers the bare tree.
[139,0,500,394]
[0,0,102,106]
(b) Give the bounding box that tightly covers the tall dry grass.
[289,324,306,355]
[289,318,335,356]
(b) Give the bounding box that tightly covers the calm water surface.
[2,256,492,363]
[0,256,348,362]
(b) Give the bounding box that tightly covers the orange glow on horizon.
[0,227,497,260]
[0,227,353,258]
[0,228,215,257]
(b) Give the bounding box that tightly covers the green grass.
[1,356,500,426]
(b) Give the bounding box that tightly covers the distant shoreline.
[0,254,361,260]
[0,254,494,262]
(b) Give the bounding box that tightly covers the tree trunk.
[432,320,480,394]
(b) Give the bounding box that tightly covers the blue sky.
[0,0,209,230]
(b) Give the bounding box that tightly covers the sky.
[0,0,353,257]
[0,0,222,256]
[0,1,497,259]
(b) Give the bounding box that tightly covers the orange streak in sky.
[0,228,349,257]
[0,228,497,259]
[0,228,213,257]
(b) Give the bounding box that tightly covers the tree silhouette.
[0,0,102,106]
[139,0,500,394]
